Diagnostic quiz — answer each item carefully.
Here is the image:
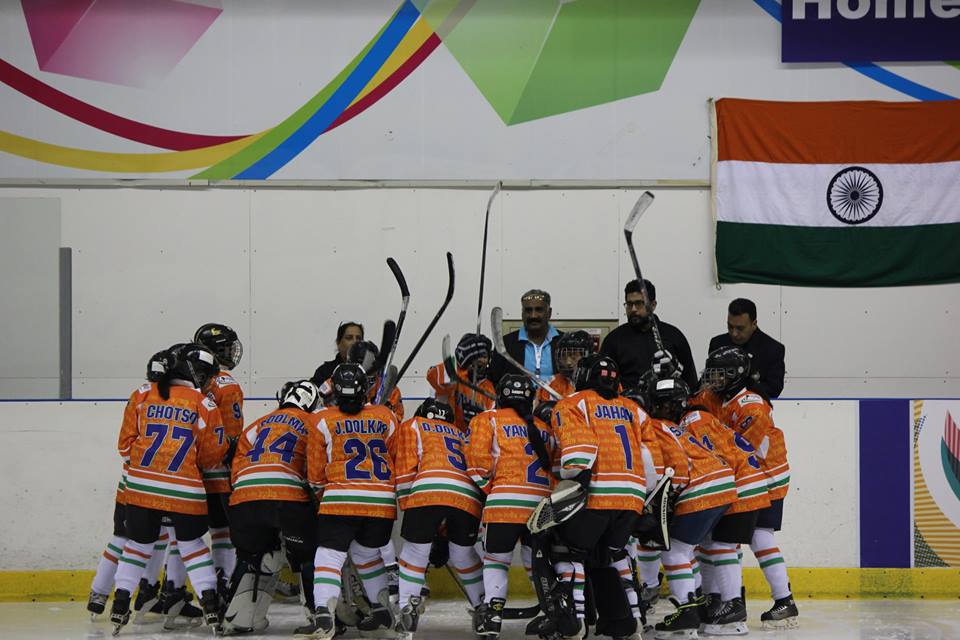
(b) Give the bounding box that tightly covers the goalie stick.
[441,334,496,402]
[490,307,562,400]
[395,252,455,383]
[623,191,663,351]
[375,257,409,404]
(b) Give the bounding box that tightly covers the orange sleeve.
[307,414,330,498]
[219,384,245,440]
[195,399,228,472]
[426,363,452,396]
[735,403,775,455]
[117,388,144,462]
[392,417,420,509]
[388,386,405,422]
[555,396,598,479]
[465,413,494,495]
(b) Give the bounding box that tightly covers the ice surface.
[0,598,958,640]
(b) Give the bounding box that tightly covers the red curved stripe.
[0,58,248,150]
[326,32,440,132]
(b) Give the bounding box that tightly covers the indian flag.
[713,98,960,287]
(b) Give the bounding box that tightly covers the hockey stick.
[476,181,502,335]
[395,252,455,383]
[490,307,562,400]
[375,258,409,404]
[370,320,397,376]
[441,334,496,402]
[623,191,663,351]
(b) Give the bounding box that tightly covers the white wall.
[0,399,857,570]
[1,187,958,401]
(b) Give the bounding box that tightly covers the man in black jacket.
[600,279,697,390]
[708,298,785,398]
[487,289,563,385]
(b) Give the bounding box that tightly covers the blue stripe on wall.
[859,399,911,568]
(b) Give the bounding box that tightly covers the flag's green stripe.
[717,221,960,287]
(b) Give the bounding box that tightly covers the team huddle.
[87,313,798,640]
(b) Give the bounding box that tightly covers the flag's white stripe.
[717,161,960,228]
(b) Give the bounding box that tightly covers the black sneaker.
[109,589,131,636]
[87,590,108,617]
[198,588,223,633]
[704,597,748,635]
[760,595,799,629]
[653,596,700,640]
[474,597,504,638]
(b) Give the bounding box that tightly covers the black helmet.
[533,400,557,426]
[703,346,750,398]
[277,380,322,413]
[573,354,620,398]
[348,340,381,388]
[649,376,690,422]
[169,342,219,390]
[415,398,455,423]
[456,333,492,371]
[496,374,535,413]
[194,323,243,370]
[331,363,368,414]
[553,330,594,376]
[147,349,174,383]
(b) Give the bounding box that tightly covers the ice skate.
[87,590,108,620]
[109,588,131,636]
[760,595,798,630]
[654,595,700,639]
[703,597,748,636]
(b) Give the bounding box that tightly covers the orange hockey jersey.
[119,382,227,516]
[647,417,737,516]
[553,390,647,513]
[317,376,404,421]
[465,408,554,524]
[202,371,244,494]
[230,407,314,506]
[720,389,790,501]
[393,415,482,518]
[425,362,495,430]
[536,373,575,404]
[679,409,770,514]
[307,404,398,519]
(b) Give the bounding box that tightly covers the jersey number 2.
[344,438,391,481]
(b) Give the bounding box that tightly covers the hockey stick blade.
[490,307,562,400]
[623,191,655,236]
[371,320,396,374]
[476,181,502,334]
[396,252,455,382]
[622,191,664,351]
[377,258,410,403]
[441,334,496,401]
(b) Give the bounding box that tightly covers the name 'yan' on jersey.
[307,404,398,519]
[202,370,245,494]
[230,407,314,506]
[553,390,647,513]
[720,389,790,501]
[393,415,482,518]
[118,382,227,516]
[465,408,554,524]
[679,409,770,514]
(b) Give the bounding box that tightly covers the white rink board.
[0,399,856,571]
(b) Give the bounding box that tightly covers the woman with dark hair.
[311,322,364,387]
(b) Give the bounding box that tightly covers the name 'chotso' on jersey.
[230,406,315,506]
[553,389,648,513]
[118,382,228,516]
[465,408,554,523]
[307,404,398,519]
[202,370,245,494]
[393,414,482,518]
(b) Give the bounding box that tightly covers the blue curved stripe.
[234,1,420,179]
[754,0,957,101]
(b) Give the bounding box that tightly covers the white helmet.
[277,380,322,412]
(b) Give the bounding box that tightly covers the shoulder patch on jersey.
[138,382,151,393]
[202,397,218,411]
[217,374,237,386]
[738,394,762,407]
[679,411,701,428]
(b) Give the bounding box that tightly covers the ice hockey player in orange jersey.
[194,323,245,589]
[223,380,322,634]
[304,363,399,639]
[643,375,736,640]
[318,340,405,421]
[705,346,799,630]
[393,398,485,633]
[467,374,553,639]
[425,333,496,429]
[110,343,229,635]
[536,330,592,404]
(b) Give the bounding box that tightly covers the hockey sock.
[521,544,535,588]
[696,545,716,594]
[637,545,662,588]
[553,560,586,620]
[448,542,484,607]
[661,540,695,603]
[610,555,640,619]
[701,541,741,601]
[482,551,513,602]
[114,540,154,594]
[350,542,389,602]
[165,537,188,588]
[692,554,702,591]
[177,538,217,593]
[751,528,791,600]
[91,535,127,595]
[397,541,431,607]
[380,540,397,567]
[142,530,169,584]
[313,547,347,611]
[209,526,236,578]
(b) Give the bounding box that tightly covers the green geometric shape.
[418,0,700,125]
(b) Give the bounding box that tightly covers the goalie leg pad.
[222,550,282,634]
